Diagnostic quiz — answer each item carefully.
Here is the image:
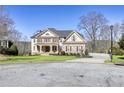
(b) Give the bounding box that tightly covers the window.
[66,46,68,51]
[81,46,83,50]
[53,38,57,42]
[72,35,76,41]
[33,39,35,43]
[37,39,42,42]
[76,46,78,52]
[44,38,51,42]
[60,38,64,42]
[33,46,35,51]
[52,46,57,52]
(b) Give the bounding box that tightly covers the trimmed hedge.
[0,44,18,56]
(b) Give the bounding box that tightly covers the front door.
[42,46,50,52]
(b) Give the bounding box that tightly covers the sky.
[5,5,124,39]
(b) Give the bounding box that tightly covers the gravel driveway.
[0,62,124,87]
[66,53,110,63]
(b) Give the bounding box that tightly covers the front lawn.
[112,55,124,63]
[0,55,77,64]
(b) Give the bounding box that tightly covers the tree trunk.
[91,39,96,53]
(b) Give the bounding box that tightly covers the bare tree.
[120,21,124,38]
[113,23,121,41]
[8,27,22,43]
[0,5,22,44]
[22,36,29,55]
[78,11,108,52]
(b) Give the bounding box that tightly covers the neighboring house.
[0,24,12,48]
[31,28,86,55]
[0,39,10,48]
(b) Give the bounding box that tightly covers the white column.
[56,45,58,53]
[1,41,3,46]
[7,41,8,48]
[40,45,42,53]
[50,45,52,53]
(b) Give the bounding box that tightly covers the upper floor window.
[76,46,78,52]
[53,38,58,42]
[33,39,35,43]
[72,35,76,41]
[33,46,35,51]
[60,38,64,42]
[66,46,68,51]
[44,38,51,42]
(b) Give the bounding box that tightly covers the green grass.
[0,55,77,64]
[112,55,124,63]
[105,55,124,63]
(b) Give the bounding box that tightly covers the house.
[0,39,10,48]
[31,28,86,55]
[0,24,12,48]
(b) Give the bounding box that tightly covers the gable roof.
[31,28,84,38]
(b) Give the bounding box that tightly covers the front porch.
[36,45,59,55]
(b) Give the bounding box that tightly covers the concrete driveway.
[0,62,124,87]
[66,53,110,63]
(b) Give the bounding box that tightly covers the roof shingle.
[31,28,84,38]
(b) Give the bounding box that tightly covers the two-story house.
[31,28,86,55]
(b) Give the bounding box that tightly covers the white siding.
[65,32,84,43]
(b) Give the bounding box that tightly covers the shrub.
[9,44,18,55]
[76,53,80,56]
[60,51,65,55]
[85,49,89,56]
[70,53,73,56]
[0,46,3,53]
[111,47,124,55]
[0,44,18,56]
[65,53,68,56]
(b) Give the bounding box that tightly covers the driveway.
[66,53,110,63]
[0,62,124,87]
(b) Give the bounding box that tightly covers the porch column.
[1,41,3,46]
[56,45,58,53]
[50,45,53,53]
[40,45,42,53]
[7,41,9,48]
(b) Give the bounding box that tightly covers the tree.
[78,11,108,52]
[22,36,29,55]
[9,44,18,55]
[118,34,124,50]
[0,5,22,43]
